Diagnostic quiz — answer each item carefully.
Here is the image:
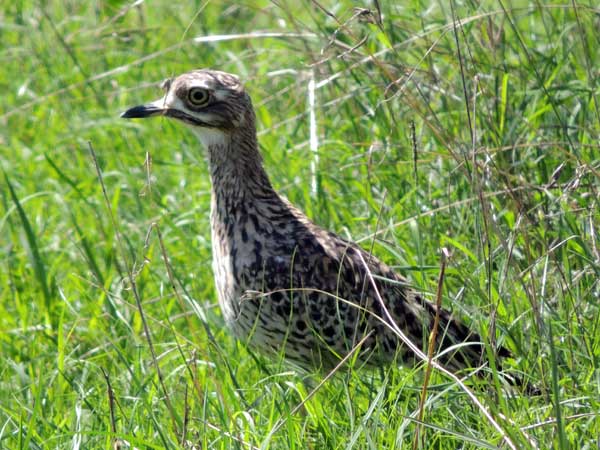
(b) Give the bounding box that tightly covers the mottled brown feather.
[122,69,535,392]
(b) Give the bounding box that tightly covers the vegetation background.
[1,1,598,448]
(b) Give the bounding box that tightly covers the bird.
[121,69,529,388]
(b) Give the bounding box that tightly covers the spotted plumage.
[122,69,524,384]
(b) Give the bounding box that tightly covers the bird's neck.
[193,128,281,221]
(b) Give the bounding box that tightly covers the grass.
[1,0,599,448]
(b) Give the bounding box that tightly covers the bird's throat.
[198,130,280,226]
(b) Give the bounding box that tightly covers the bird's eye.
[187,88,210,106]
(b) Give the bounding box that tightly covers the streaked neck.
[192,127,278,211]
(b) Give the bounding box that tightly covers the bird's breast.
[210,212,297,324]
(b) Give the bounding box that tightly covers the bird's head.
[121,69,255,147]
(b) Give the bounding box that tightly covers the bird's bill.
[121,99,166,119]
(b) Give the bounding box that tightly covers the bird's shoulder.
[264,197,411,294]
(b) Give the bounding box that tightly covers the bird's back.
[213,192,491,373]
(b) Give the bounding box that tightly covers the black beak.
[120,103,164,119]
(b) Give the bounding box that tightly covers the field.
[1,1,599,448]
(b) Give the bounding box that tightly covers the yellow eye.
[188,88,210,106]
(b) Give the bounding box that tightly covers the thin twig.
[101,368,117,435]
[88,141,179,435]
[413,248,448,450]
[354,250,519,450]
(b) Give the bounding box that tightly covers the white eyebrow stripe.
[213,90,229,101]
[188,80,213,90]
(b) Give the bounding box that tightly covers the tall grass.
[1,1,598,448]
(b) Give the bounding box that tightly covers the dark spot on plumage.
[310,308,322,323]
[291,330,307,340]
[323,302,336,317]
[323,326,336,339]
[370,299,382,317]
[498,345,512,358]
[382,338,394,353]
[306,291,322,304]
[253,240,262,264]
[384,269,396,280]
[392,298,407,317]
[346,306,357,323]
[226,223,235,240]
[246,262,259,276]
[312,241,325,254]
[296,319,307,332]
[276,300,292,317]
[409,319,425,344]
[293,294,305,313]
[266,255,287,274]
[221,213,231,227]
[337,300,348,312]
[231,247,238,279]
[343,266,358,287]
[271,291,284,303]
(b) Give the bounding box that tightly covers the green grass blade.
[3,171,53,326]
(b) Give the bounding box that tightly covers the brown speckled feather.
[122,69,531,389]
